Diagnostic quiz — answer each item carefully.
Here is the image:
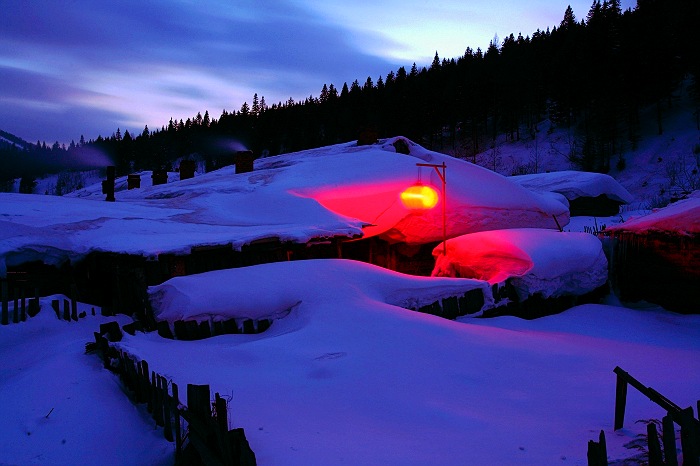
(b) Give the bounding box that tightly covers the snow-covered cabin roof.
[0,137,568,273]
[510,170,634,204]
[605,191,700,236]
[431,228,608,300]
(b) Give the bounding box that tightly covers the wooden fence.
[1,272,41,325]
[89,322,256,465]
[156,318,273,341]
[588,367,700,466]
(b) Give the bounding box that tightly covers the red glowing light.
[400,185,439,209]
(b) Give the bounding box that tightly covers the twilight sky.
[1,0,635,146]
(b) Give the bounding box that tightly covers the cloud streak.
[1,0,636,145]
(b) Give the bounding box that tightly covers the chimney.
[152,169,168,186]
[234,150,254,174]
[102,166,115,201]
[179,160,196,180]
[127,174,141,190]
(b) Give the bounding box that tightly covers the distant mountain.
[0,130,33,151]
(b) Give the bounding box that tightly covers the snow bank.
[511,170,634,204]
[431,228,608,300]
[605,191,700,235]
[148,259,493,323]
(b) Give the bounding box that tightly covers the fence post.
[215,393,234,465]
[20,284,26,322]
[614,368,628,430]
[662,414,678,466]
[680,407,699,466]
[161,376,173,441]
[12,284,19,323]
[153,372,164,426]
[173,383,182,459]
[587,430,607,466]
[647,422,663,466]
[141,360,151,408]
[2,279,9,325]
[187,384,211,420]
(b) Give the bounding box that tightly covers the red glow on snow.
[400,185,439,209]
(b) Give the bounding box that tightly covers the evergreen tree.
[560,5,577,29]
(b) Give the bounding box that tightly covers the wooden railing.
[587,366,700,466]
[89,322,257,465]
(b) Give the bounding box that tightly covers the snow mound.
[431,228,608,300]
[606,191,700,236]
[148,259,494,323]
[510,170,634,204]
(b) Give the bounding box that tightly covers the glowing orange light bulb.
[400,185,439,209]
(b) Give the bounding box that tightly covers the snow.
[1,126,699,465]
[431,229,609,300]
[605,191,700,236]
[1,137,567,275]
[2,267,698,465]
[510,170,634,204]
[0,298,173,466]
[148,259,493,323]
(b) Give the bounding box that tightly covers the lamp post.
[400,162,447,255]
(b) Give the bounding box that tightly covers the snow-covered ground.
[1,94,698,464]
[1,264,698,465]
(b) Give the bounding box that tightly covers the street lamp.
[400,162,447,255]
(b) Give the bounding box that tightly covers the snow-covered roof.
[510,170,634,204]
[432,228,608,300]
[605,191,700,236]
[1,137,568,273]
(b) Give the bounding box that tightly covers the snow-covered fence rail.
[88,322,256,465]
[1,272,40,325]
[612,366,700,466]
